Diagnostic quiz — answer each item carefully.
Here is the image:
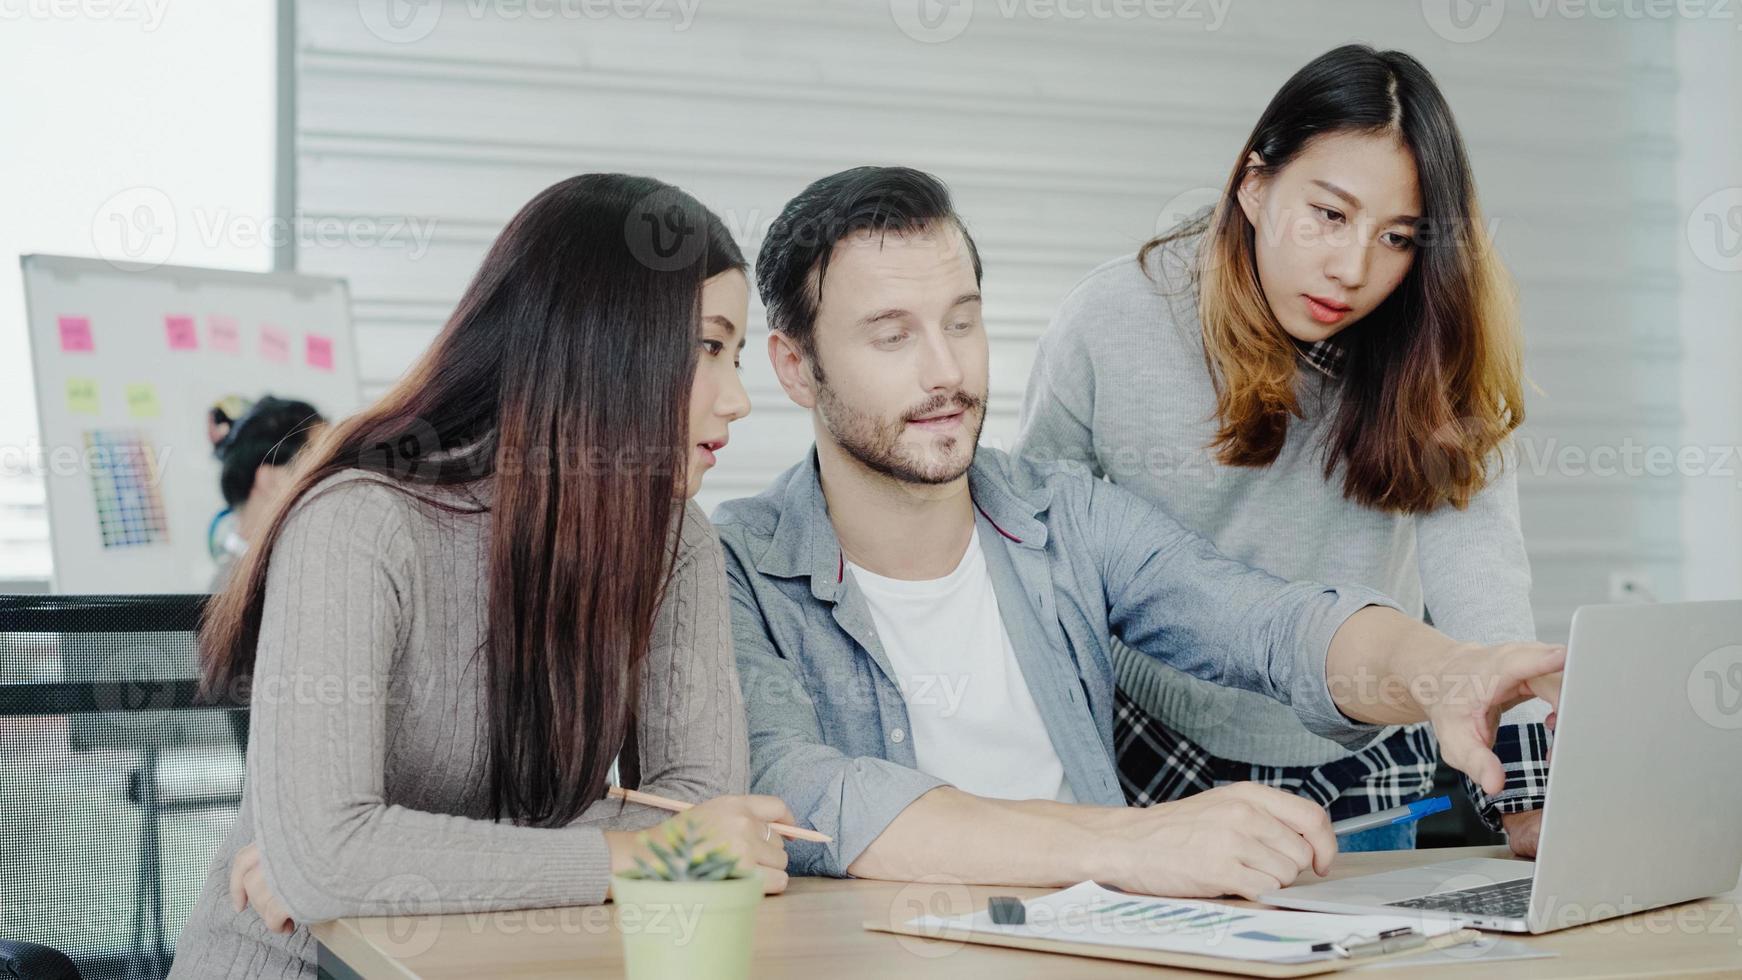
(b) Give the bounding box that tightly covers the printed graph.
[1084,898,1322,944]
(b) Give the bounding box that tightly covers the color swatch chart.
[83,428,170,549]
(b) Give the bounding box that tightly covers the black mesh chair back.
[0,595,246,980]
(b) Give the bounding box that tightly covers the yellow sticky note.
[66,377,99,415]
[125,383,161,419]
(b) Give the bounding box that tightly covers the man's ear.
[1235,150,1267,226]
[767,330,818,410]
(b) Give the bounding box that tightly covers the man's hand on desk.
[845,614,1567,904]
[1087,782,1338,901]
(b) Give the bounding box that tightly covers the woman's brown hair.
[1140,44,1524,514]
[199,174,746,826]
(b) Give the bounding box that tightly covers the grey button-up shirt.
[713,447,1394,877]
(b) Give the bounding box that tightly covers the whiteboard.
[21,254,360,593]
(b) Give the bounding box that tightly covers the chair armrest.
[0,938,80,980]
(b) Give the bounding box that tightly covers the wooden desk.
[312,846,1742,979]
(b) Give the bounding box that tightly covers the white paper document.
[1356,935,1557,970]
[903,881,1472,965]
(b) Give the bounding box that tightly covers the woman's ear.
[767,331,819,410]
[1236,150,1267,226]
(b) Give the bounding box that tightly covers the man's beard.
[817,385,987,486]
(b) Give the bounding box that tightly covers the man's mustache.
[902,391,986,423]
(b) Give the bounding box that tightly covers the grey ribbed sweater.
[1014,229,1545,766]
[169,473,748,980]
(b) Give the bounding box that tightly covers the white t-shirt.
[846,530,1076,803]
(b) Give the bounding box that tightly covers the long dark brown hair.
[1140,44,1524,514]
[200,174,746,826]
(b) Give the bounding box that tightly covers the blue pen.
[1329,795,1451,837]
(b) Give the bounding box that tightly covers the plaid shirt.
[1112,337,1551,832]
[1114,692,1550,831]
[1297,337,1350,379]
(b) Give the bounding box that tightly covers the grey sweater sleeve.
[637,503,752,798]
[1415,445,1550,727]
[249,486,746,922]
[249,480,616,923]
[567,501,752,831]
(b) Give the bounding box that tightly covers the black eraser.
[988,896,1026,925]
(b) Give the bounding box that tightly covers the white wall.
[0,3,276,583]
[1676,20,1742,602]
[293,0,1712,641]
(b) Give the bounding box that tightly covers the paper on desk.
[904,881,1468,965]
[1355,934,1556,969]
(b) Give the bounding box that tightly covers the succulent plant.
[621,818,745,882]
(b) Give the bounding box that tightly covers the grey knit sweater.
[1014,230,1545,766]
[169,473,748,979]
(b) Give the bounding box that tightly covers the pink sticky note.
[260,324,290,363]
[165,315,199,351]
[58,316,94,353]
[210,315,241,354]
[306,333,335,371]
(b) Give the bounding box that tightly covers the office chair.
[0,939,79,980]
[0,595,246,980]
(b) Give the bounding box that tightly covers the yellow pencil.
[607,786,833,844]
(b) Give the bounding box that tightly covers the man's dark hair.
[755,166,983,375]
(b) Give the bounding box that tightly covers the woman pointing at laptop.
[1018,44,1551,856]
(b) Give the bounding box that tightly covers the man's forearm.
[845,787,1123,886]
[1324,606,1459,725]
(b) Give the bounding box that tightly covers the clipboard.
[865,904,1484,977]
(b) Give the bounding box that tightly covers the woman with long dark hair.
[171,174,789,979]
[1017,45,1550,855]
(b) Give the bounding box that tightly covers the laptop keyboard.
[1385,877,1533,919]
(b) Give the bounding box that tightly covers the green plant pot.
[611,871,763,980]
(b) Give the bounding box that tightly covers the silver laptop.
[1261,600,1742,933]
